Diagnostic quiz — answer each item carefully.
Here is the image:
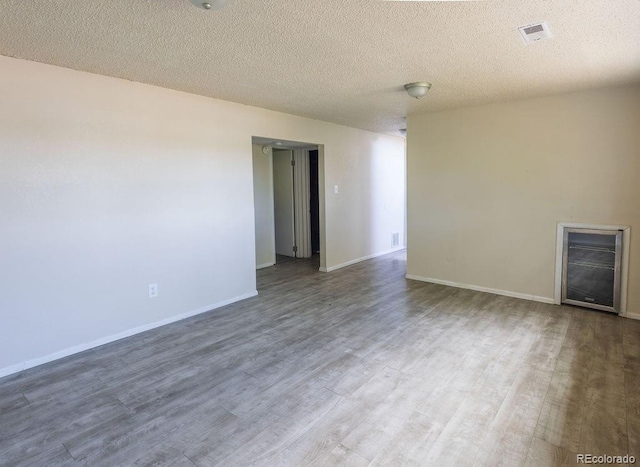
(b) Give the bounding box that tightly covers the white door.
[273,150,295,257]
[293,149,312,258]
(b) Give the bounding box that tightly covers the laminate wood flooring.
[1,250,638,466]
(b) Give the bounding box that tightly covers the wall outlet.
[148,283,158,298]
[334,185,339,194]
[392,232,400,248]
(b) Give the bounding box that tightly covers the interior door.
[273,149,295,257]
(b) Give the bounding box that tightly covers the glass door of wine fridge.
[562,228,622,313]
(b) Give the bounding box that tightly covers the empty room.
[1,0,639,466]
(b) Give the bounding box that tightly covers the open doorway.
[309,149,320,255]
[251,137,325,273]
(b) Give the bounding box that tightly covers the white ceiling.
[1,0,639,135]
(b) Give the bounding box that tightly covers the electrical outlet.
[149,283,158,298]
[334,185,339,194]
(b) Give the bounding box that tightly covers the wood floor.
[1,250,639,466]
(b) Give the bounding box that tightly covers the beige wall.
[407,86,640,314]
[0,55,405,375]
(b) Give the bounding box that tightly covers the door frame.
[252,138,327,272]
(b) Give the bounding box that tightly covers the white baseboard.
[621,312,640,321]
[0,290,258,379]
[320,247,405,273]
[256,262,275,270]
[405,274,554,305]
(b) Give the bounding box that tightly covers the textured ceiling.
[1,0,639,134]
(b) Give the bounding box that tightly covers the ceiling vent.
[518,21,552,44]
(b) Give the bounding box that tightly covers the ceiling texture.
[1,0,639,135]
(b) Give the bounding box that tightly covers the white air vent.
[518,21,552,44]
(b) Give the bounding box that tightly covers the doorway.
[251,137,325,271]
[309,149,320,254]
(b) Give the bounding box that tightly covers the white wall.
[0,56,405,376]
[407,85,640,314]
[324,135,407,270]
[252,144,275,268]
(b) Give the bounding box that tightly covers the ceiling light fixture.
[189,0,228,11]
[404,82,432,99]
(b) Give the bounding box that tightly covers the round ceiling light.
[404,82,432,99]
[189,0,228,11]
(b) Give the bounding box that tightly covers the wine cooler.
[561,228,622,313]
